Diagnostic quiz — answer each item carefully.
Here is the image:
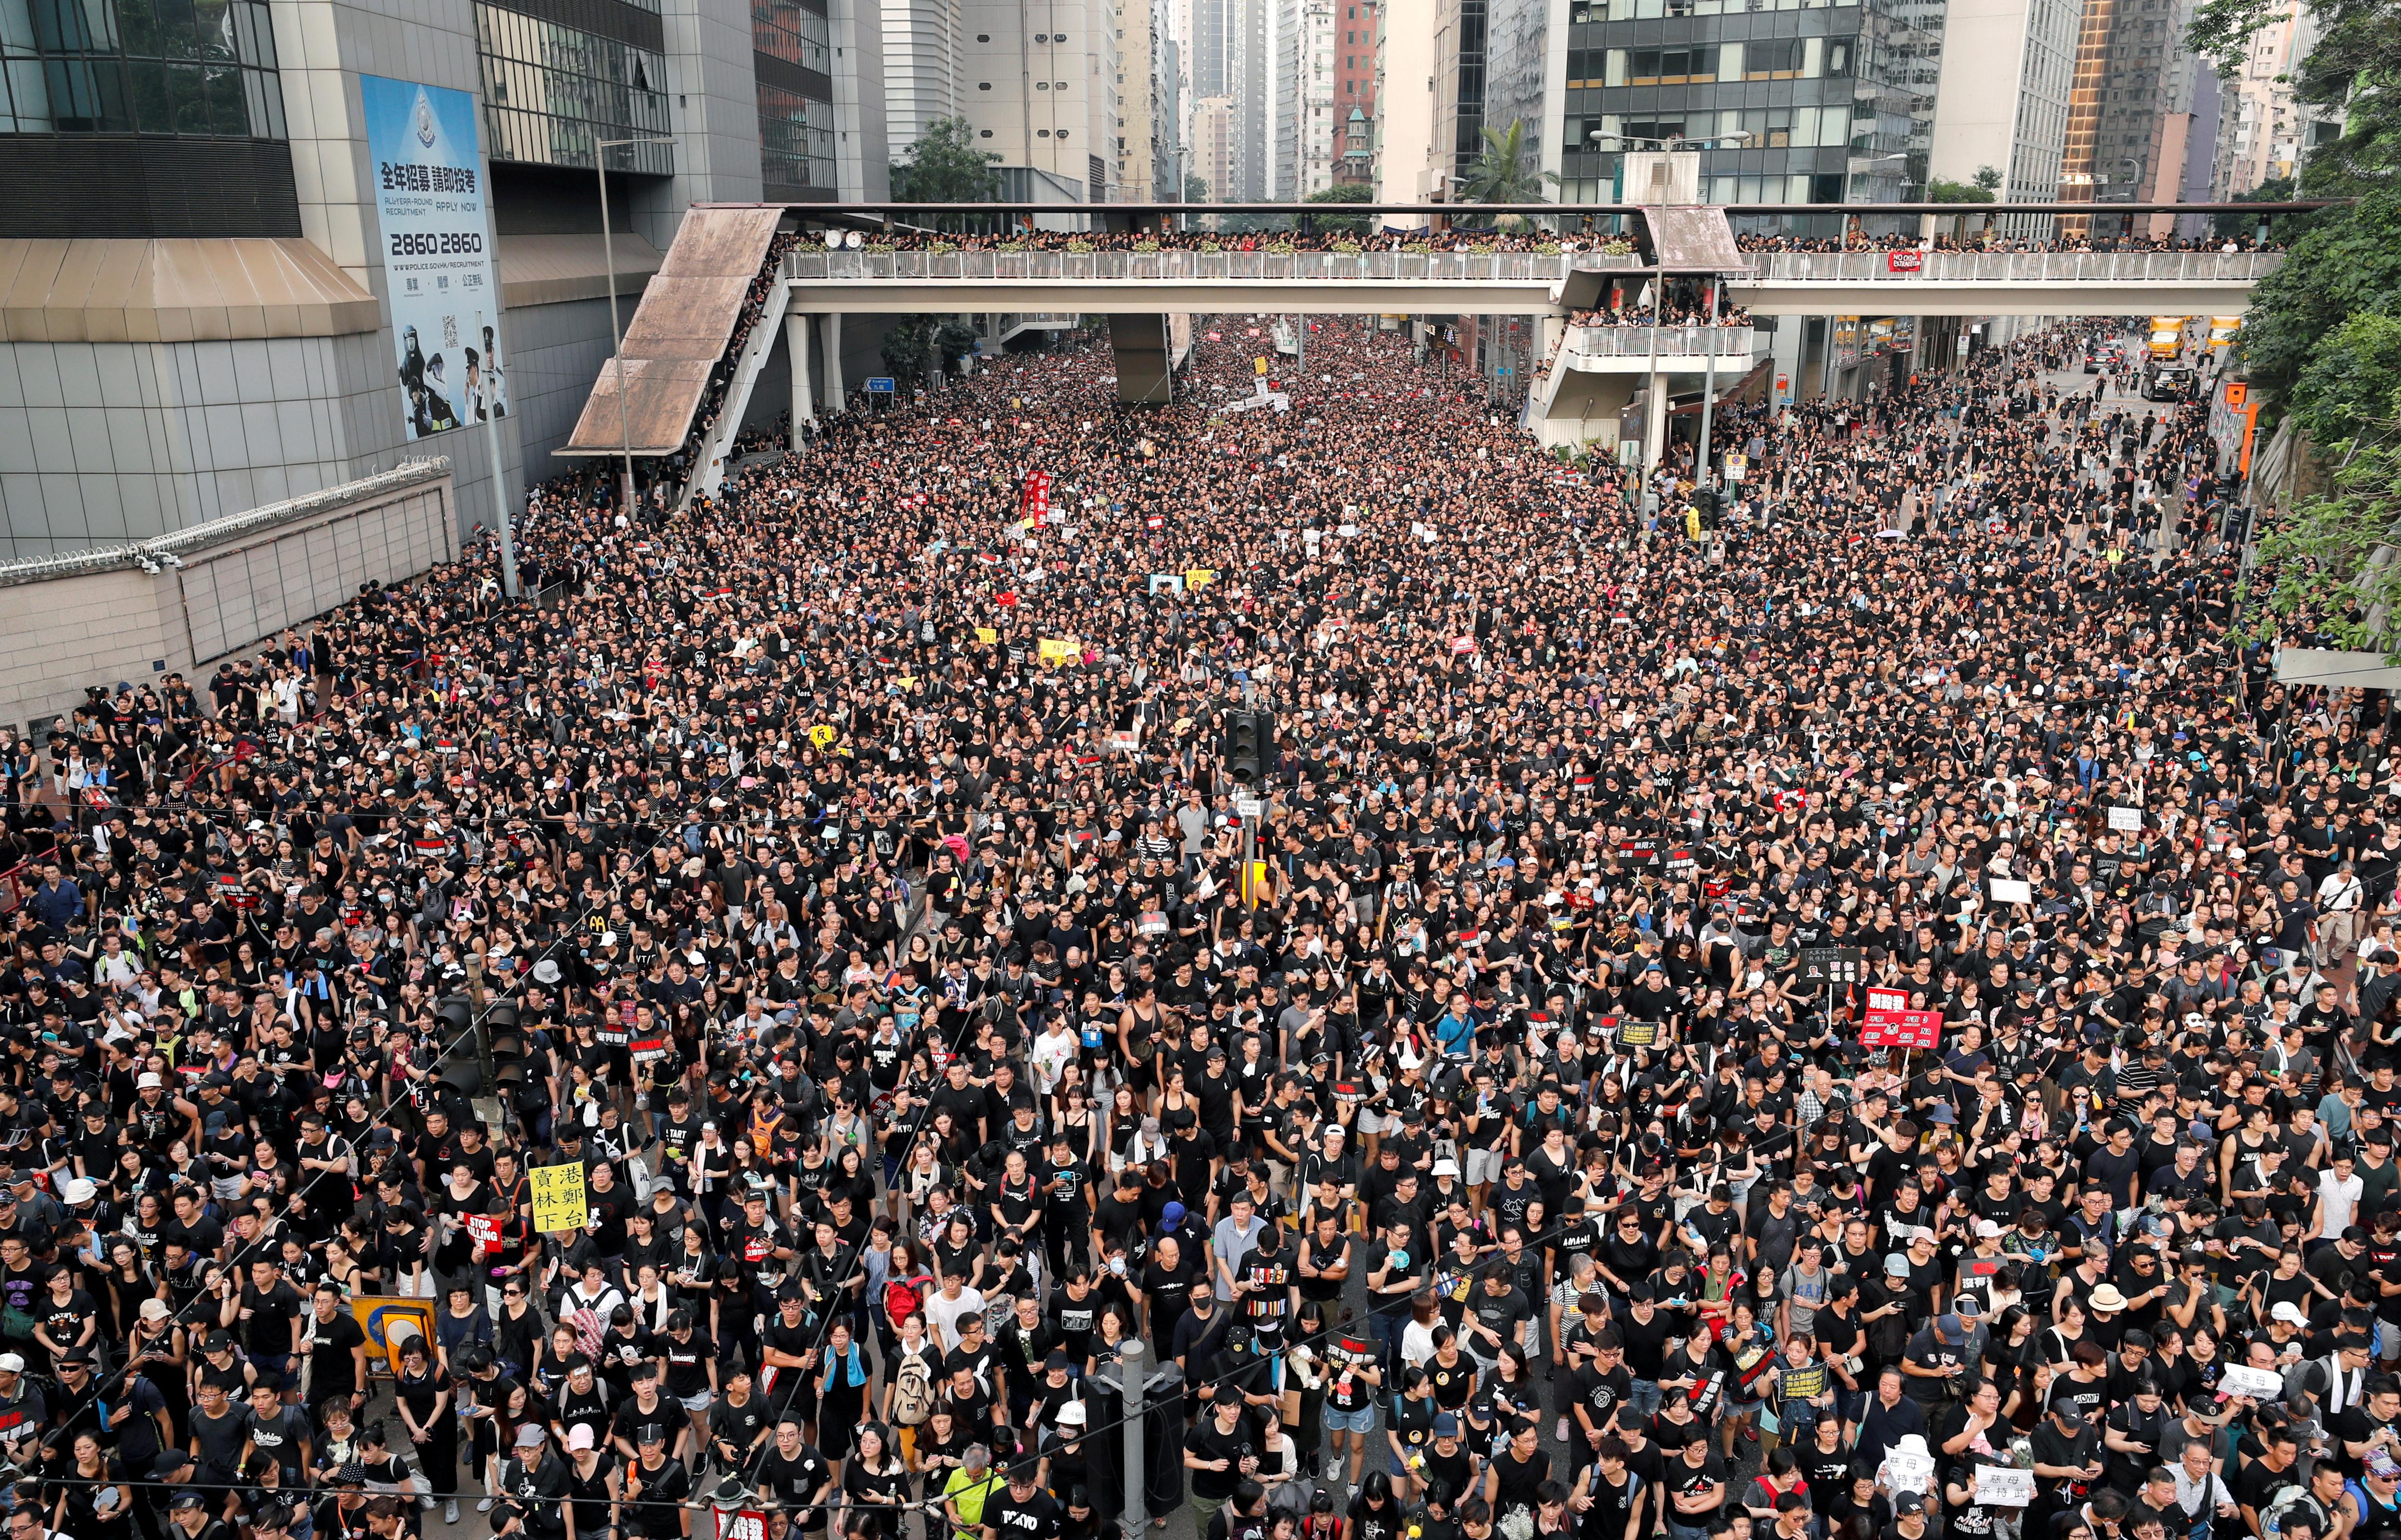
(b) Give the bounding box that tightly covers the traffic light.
[433,993,537,1121]
[1224,710,1268,784]
[485,1000,536,1110]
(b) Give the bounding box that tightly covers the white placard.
[2219,1363,2287,1400]
[1237,798,1266,819]
[1974,1468,2034,1507]
[1989,878,2033,905]
[2108,805,2144,832]
[1882,1451,1936,1496]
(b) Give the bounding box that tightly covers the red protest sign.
[465,1214,503,1256]
[1861,986,1942,1049]
[1886,250,1923,273]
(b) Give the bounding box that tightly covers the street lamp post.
[596,135,677,520]
[1587,130,1748,510]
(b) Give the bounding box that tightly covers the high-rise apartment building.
[2210,0,2337,197]
[0,0,886,557]
[958,0,1124,198]
[1375,0,1441,205]
[884,0,969,156]
[1119,0,1168,196]
[1193,91,1239,196]
[1190,0,1269,195]
[1334,0,1380,180]
[1274,0,1341,194]
[1928,0,2077,201]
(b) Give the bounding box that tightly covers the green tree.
[1975,165,2002,193]
[2189,0,2401,196]
[881,317,933,386]
[2229,189,2401,416]
[2212,177,2296,241]
[891,117,1001,214]
[1925,177,1996,203]
[934,318,981,372]
[1457,118,1557,204]
[1304,181,1376,233]
[1185,171,1210,202]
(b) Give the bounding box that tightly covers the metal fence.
[1744,250,2284,283]
[786,249,1644,283]
[1561,325,1755,359]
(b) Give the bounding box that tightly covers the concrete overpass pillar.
[787,313,815,446]
[1111,315,1175,405]
[818,314,845,415]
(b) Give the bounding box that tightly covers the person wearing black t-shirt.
[228,1259,304,1391]
[1417,1415,1477,1513]
[621,1424,693,1539]
[1482,1418,1549,1520]
[1585,1439,1650,1540]
[982,1465,1063,1540]
[551,1357,613,1450]
[495,1426,571,1540]
[1183,1392,1254,1529]
[757,1418,835,1534]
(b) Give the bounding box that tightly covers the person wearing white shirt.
[2318,1151,2366,1241]
[2319,862,2366,967]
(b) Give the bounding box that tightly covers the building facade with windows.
[0,0,888,558]
[1928,0,2077,203]
[958,0,1124,197]
[1541,0,1942,209]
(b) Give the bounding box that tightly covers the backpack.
[885,1275,925,1334]
[890,1347,934,1426]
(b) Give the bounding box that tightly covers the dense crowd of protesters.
[0,303,2379,1540]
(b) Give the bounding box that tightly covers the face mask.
[1108,1257,1126,1275]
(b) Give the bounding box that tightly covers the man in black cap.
[621,1421,692,1540]
[166,1489,232,1540]
[2029,1400,2104,1540]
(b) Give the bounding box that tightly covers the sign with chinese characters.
[362,76,507,439]
[1861,985,1941,1049]
[530,1161,588,1234]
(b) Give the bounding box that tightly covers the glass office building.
[477,0,673,175]
[0,0,295,235]
[1550,0,1942,215]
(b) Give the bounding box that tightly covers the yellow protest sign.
[898,676,917,689]
[1239,860,1273,908]
[975,627,999,645]
[1253,356,1269,376]
[1186,569,1216,588]
[1038,638,1080,663]
[530,1161,588,1234]
[808,724,837,748]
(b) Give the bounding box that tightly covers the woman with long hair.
[54,1429,133,1540]
[392,1337,459,1522]
[842,1423,911,1537]
[1346,1471,1402,1540]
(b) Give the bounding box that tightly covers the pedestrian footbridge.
[1728,249,2279,317]
[567,204,2284,496]
[773,246,2278,318]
